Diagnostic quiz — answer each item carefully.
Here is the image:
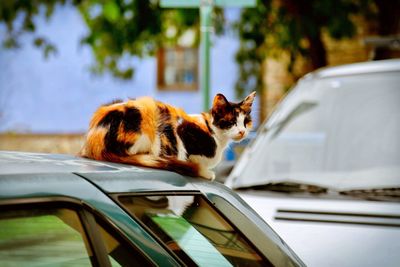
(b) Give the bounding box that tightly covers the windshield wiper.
[236,182,328,194]
[339,188,400,202]
[237,183,400,201]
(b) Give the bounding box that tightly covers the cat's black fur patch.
[177,121,216,158]
[162,124,178,156]
[157,106,178,156]
[99,110,132,156]
[98,110,120,127]
[123,107,142,132]
[212,102,240,129]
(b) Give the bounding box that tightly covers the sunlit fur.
[80,92,255,180]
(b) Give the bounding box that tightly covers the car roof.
[0,150,198,192]
[305,58,400,80]
[0,150,307,267]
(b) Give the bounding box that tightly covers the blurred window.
[157,47,198,91]
[95,216,153,267]
[118,194,271,266]
[0,207,93,266]
[0,204,153,267]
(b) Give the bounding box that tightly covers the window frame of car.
[111,191,273,267]
[0,196,157,267]
[193,181,305,267]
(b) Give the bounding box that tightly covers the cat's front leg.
[199,167,215,180]
[187,155,216,180]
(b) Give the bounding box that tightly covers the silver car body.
[226,59,400,267]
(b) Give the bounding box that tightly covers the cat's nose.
[238,130,245,136]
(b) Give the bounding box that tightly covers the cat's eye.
[218,119,234,129]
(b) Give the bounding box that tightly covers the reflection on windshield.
[270,101,318,139]
[233,71,400,191]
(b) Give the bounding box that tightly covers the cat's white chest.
[212,139,228,166]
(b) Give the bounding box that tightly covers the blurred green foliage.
[235,0,360,97]
[235,0,400,98]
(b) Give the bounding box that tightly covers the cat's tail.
[101,153,200,178]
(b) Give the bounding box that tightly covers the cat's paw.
[199,169,215,180]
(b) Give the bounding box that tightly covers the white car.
[225,59,400,267]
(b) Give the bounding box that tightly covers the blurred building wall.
[0,6,250,155]
[0,6,246,134]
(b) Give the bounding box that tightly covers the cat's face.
[211,92,255,141]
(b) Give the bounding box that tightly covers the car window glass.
[118,194,271,267]
[95,218,154,267]
[237,71,400,188]
[0,208,93,266]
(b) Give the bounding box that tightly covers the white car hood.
[238,192,400,267]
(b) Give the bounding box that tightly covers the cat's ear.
[241,91,256,111]
[212,93,229,107]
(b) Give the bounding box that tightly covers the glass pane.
[0,208,92,267]
[183,70,194,84]
[96,219,153,267]
[164,66,176,85]
[184,49,195,66]
[118,195,270,267]
[237,71,400,188]
[160,48,197,89]
[165,49,175,64]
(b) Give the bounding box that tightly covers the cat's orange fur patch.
[84,127,107,159]
[117,123,139,143]
[129,97,157,141]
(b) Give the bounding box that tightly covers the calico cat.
[80,92,255,180]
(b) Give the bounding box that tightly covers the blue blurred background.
[0,7,250,133]
[0,0,398,159]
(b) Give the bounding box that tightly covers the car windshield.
[229,70,400,192]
